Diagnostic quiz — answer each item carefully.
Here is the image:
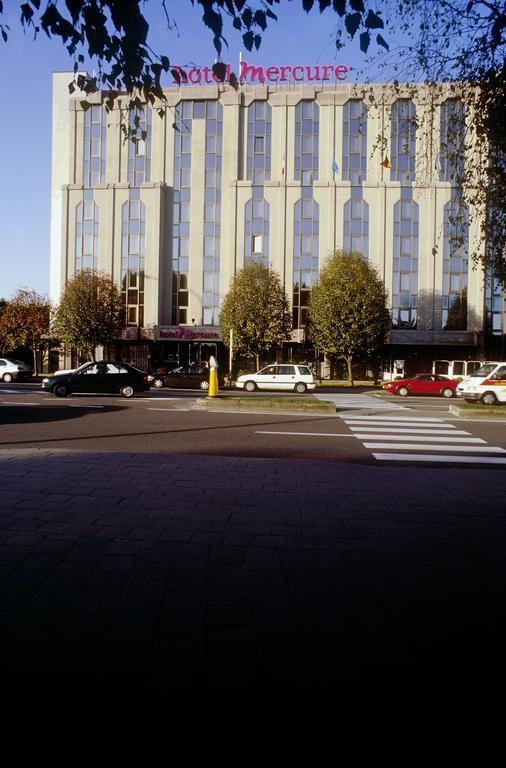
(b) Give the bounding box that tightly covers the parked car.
[456,362,506,405]
[42,361,151,398]
[382,373,458,398]
[152,364,213,391]
[235,364,316,393]
[0,357,34,382]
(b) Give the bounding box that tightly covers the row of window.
[82,98,467,188]
[73,188,479,331]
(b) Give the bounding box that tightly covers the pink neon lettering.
[322,65,333,80]
[279,66,291,81]
[305,65,320,81]
[335,64,349,80]
[292,66,304,81]
[239,61,265,82]
[266,66,280,81]
[188,68,201,84]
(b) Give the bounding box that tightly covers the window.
[244,187,270,268]
[295,100,319,183]
[121,189,145,327]
[442,192,468,330]
[127,106,152,185]
[391,100,416,184]
[440,99,465,182]
[342,100,367,185]
[246,101,271,183]
[392,189,418,329]
[201,101,223,326]
[293,190,319,329]
[75,190,99,272]
[83,105,107,187]
[343,187,369,261]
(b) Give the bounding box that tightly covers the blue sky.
[0,1,375,301]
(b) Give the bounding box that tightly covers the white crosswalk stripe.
[342,415,506,465]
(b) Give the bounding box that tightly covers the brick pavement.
[1,447,505,719]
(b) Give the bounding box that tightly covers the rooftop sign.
[171,59,349,85]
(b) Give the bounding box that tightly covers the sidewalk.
[1,448,505,719]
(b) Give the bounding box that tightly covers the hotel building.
[50,69,505,376]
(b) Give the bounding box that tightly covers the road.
[1,382,506,466]
[1,381,506,718]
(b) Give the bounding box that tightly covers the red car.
[383,374,457,398]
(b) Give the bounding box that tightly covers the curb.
[449,403,506,420]
[192,396,336,414]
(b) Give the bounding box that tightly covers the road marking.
[348,426,467,435]
[68,404,104,409]
[373,453,506,464]
[341,415,444,422]
[255,430,356,438]
[363,442,504,452]
[357,434,484,443]
[1,401,36,405]
[147,407,177,411]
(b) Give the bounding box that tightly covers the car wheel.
[199,379,210,391]
[54,383,69,398]
[121,385,135,398]
[294,382,307,394]
[153,377,164,389]
[481,391,497,406]
[244,381,256,392]
[397,386,409,397]
[2,373,13,383]
[441,387,454,398]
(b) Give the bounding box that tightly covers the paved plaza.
[0,447,505,719]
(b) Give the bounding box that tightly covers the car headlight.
[42,378,49,383]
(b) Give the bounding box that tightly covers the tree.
[2,289,51,375]
[220,261,291,369]
[53,270,124,360]
[360,0,506,287]
[308,251,390,385]
[0,1,387,108]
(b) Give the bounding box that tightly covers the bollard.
[208,355,219,397]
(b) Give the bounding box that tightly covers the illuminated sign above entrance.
[171,59,349,85]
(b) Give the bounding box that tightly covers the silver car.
[0,358,34,383]
[235,363,316,393]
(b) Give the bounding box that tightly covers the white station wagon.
[235,363,316,393]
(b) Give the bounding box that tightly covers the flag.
[380,156,392,169]
[332,157,339,174]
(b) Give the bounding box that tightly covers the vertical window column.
[439,99,465,183]
[83,105,107,187]
[442,192,468,330]
[202,101,223,326]
[244,101,272,268]
[293,188,319,330]
[295,100,319,184]
[128,106,152,186]
[342,99,369,260]
[121,188,145,326]
[172,102,192,325]
[391,99,416,185]
[75,189,99,272]
[392,188,419,328]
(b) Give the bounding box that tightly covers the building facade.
[50,72,505,375]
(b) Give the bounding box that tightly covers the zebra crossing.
[341,414,506,464]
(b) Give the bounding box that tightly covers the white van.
[456,362,506,405]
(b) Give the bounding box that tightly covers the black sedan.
[42,361,151,398]
[152,364,212,391]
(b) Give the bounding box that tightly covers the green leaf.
[345,12,361,38]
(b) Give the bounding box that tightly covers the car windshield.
[471,363,497,377]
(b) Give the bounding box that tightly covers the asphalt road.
[1,381,506,466]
